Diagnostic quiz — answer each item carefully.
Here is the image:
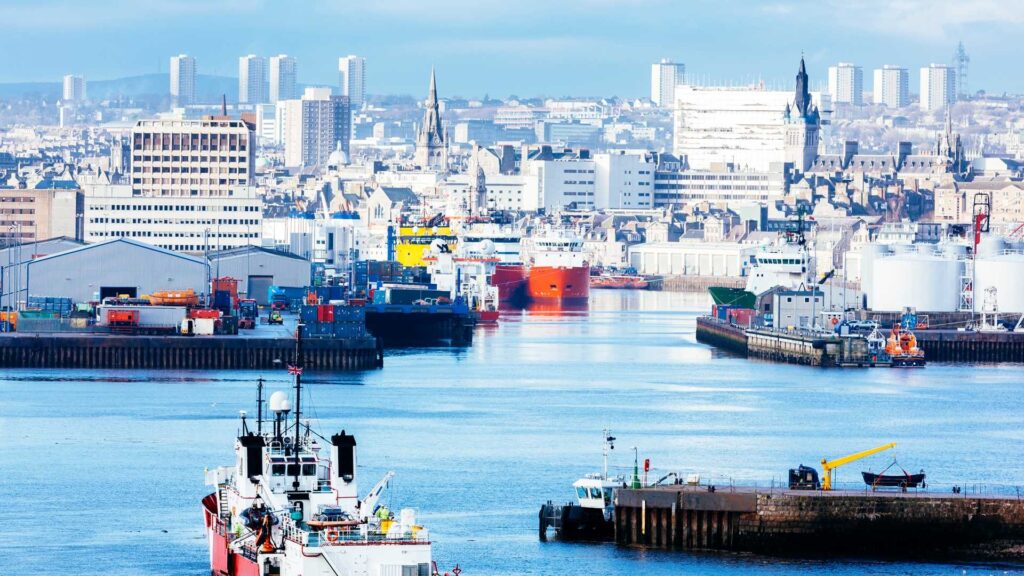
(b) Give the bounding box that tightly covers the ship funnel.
[331,431,358,498]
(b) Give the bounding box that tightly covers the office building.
[239,54,268,104]
[651,59,686,107]
[338,55,366,109]
[169,54,197,106]
[827,62,863,105]
[920,64,956,111]
[269,54,297,103]
[127,117,255,196]
[84,117,260,253]
[872,65,909,108]
[674,58,822,173]
[62,75,86,102]
[281,87,351,168]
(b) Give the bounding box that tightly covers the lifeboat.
[149,289,199,306]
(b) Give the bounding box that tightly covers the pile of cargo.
[299,304,367,339]
[350,261,430,297]
[27,296,74,317]
[712,304,757,328]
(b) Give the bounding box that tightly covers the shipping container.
[98,305,186,328]
[194,318,216,336]
[727,308,756,327]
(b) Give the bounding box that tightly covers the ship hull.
[492,264,528,304]
[526,265,590,303]
[204,493,260,576]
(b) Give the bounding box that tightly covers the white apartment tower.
[338,56,366,110]
[281,87,351,168]
[872,65,908,108]
[169,54,197,107]
[269,54,297,103]
[239,54,268,105]
[651,59,686,107]
[920,64,956,111]
[827,62,863,105]
[62,74,86,102]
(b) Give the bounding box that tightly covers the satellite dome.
[479,239,496,255]
[269,391,291,413]
[429,238,447,254]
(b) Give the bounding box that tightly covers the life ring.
[831,317,838,325]
[325,529,340,543]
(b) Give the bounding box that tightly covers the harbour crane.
[821,442,896,491]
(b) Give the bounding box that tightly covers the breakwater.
[0,334,383,370]
[615,485,1024,560]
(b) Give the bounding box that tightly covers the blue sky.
[3,0,1023,97]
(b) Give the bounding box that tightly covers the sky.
[3,0,1024,98]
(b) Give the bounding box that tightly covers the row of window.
[132,165,247,174]
[133,178,249,186]
[0,208,35,215]
[91,204,258,212]
[89,218,259,226]
[132,155,248,163]
[90,230,258,239]
[0,197,36,203]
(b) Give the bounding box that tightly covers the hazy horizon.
[3,0,1023,97]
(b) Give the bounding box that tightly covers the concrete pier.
[0,333,383,370]
[616,485,1024,560]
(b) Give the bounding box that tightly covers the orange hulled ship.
[522,229,590,304]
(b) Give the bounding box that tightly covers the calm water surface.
[2,290,1024,575]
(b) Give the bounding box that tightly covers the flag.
[287,365,303,376]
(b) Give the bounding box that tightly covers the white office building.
[338,55,366,109]
[673,86,827,172]
[169,54,197,106]
[827,62,863,105]
[62,74,86,102]
[872,65,909,108]
[281,87,351,168]
[651,59,686,108]
[239,54,268,104]
[254,104,280,146]
[268,54,297,103]
[593,151,655,209]
[920,64,956,112]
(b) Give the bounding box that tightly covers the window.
[272,464,285,477]
[576,487,587,499]
[302,464,316,476]
[589,487,602,499]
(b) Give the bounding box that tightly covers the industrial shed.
[1,237,85,308]
[207,245,311,304]
[26,238,208,303]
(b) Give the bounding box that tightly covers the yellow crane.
[820,442,896,491]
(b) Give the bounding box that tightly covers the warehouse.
[207,245,311,304]
[1,237,85,309]
[26,238,208,303]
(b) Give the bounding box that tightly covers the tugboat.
[538,430,636,542]
[885,322,926,368]
[202,329,456,576]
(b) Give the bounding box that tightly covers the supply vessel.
[202,331,454,575]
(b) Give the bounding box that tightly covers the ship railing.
[302,525,429,547]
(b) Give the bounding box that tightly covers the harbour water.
[2,290,1024,575]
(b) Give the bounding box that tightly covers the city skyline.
[3,0,1024,96]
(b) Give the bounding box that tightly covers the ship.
[885,323,926,367]
[521,228,590,305]
[538,430,627,542]
[202,333,454,576]
[456,222,528,305]
[862,470,926,490]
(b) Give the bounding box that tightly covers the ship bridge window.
[287,464,299,477]
[302,464,317,476]
[576,487,588,499]
[603,488,613,504]
[589,487,602,498]
[272,464,285,476]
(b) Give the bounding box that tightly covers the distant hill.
[0,74,238,103]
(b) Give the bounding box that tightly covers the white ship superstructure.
[203,338,446,576]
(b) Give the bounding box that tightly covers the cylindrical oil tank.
[941,243,969,260]
[976,236,1006,258]
[860,244,890,309]
[974,253,1024,313]
[870,254,964,312]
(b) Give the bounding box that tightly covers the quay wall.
[616,487,1024,560]
[694,317,747,355]
[0,334,383,370]
[649,275,744,293]
[916,330,1024,363]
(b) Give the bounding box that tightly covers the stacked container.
[298,304,367,339]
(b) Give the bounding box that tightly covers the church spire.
[794,55,810,117]
[428,67,437,105]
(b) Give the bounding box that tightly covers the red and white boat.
[202,335,456,576]
[522,228,590,305]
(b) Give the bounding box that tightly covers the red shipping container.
[317,304,334,323]
[728,308,755,327]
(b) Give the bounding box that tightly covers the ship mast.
[292,323,304,490]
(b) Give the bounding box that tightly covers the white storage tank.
[974,253,1024,313]
[859,244,891,309]
[870,253,963,312]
